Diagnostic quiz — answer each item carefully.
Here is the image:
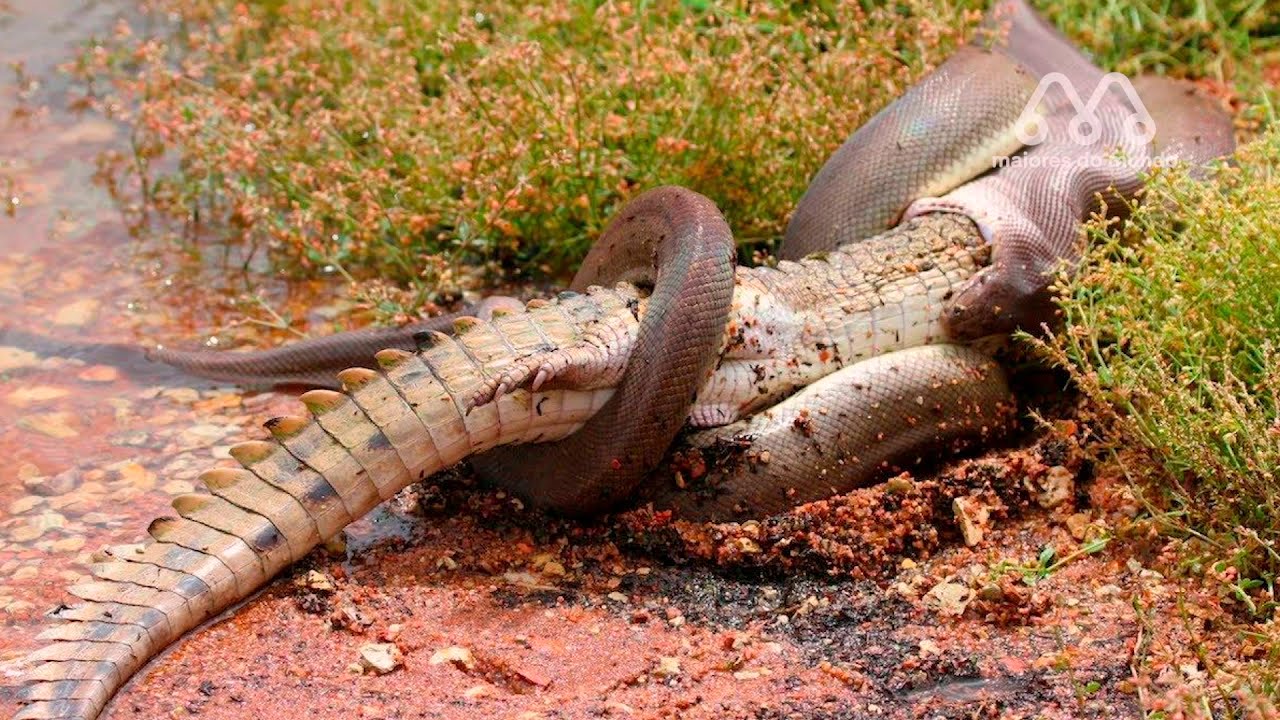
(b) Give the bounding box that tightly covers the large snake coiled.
[9,0,1233,518]
[9,2,1240,718]
[4,0,1235,522]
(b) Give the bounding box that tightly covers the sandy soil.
[0,2,1264,719]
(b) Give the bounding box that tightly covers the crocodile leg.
[471,187,738,516]
[13,288,640,720]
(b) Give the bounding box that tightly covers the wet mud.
[0,3,1260,719]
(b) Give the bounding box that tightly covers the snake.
[3,0,1234,521]
[116,0,1231,514]
[11,3,1236,716]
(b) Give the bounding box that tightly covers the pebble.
[179,423,230,446]
[5,385,70,407]
[923,581,973,617]
[46,494,92,513]
[111,429,153,447]
[192,393,242,413]
[503,571,555,590]
[10,524,44,543]
[1095,584,1123,598]
[161,480,195,495]
[1035,465,1075,508]
[0,346,39,372]
[109,461,155,490]
[35,512,68,531]
[1065,512,1092,541]
[978,584,1005,602]
[4,600,34,616]
[303,570,334,592]
[429,646,475,670]
[161,454,200,477]
[357,643,403,675]
[18,412,79,439]
[108,486,143,503]
[952,496,990,547]
[23,469,80,496]
[159,387,201,404]
[52,298,100,327]
[7,496,44,515]
[77,365,120,383]
[51,536,86,553]
[653,656,681,678]
[885,473,914,495]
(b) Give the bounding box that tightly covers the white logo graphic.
[1013,72,1156,147]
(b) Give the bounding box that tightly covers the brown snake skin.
[471,187,737,516]
[134,0,1232,513]
[10,1,1238,717]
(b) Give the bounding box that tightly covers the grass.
[1041,0,1277,128]
[70,0,1277,316]
[72,0,988,316]
[1041,130,1280,587]
[49,0,1280,713]
[1039,134,1280,717]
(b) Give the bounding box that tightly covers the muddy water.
[0,1,359,710]
[0,4,1221,719]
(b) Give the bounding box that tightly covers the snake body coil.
[11,1,1237,717]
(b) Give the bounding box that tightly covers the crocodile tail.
[13,289,630,719]
[12,375,417,719]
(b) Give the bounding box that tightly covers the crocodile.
[10,1,1235,717]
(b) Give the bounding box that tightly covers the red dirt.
[89,429,1260,719]
[0,3,1272,719]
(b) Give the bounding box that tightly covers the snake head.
[908,0,1237,341]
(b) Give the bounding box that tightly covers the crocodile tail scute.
[13,290,634,720]
[13,379,424,719]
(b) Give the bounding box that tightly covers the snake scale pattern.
[10,1,1235,717]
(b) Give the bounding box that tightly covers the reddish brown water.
[0,4,1258,719]
[0,0,352,708]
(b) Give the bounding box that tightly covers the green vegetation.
[76,0,987,312]
[1040,0,1276,129]
[991,537,1112,585]
[66,1,1280,712]
[74,0,1277,311]
[1040,135,1280,715]
[1044,131,1280,585]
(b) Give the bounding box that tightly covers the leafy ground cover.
[1040,129,1280,658]
[35,0,1280,715]
[68,1,1274,306]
